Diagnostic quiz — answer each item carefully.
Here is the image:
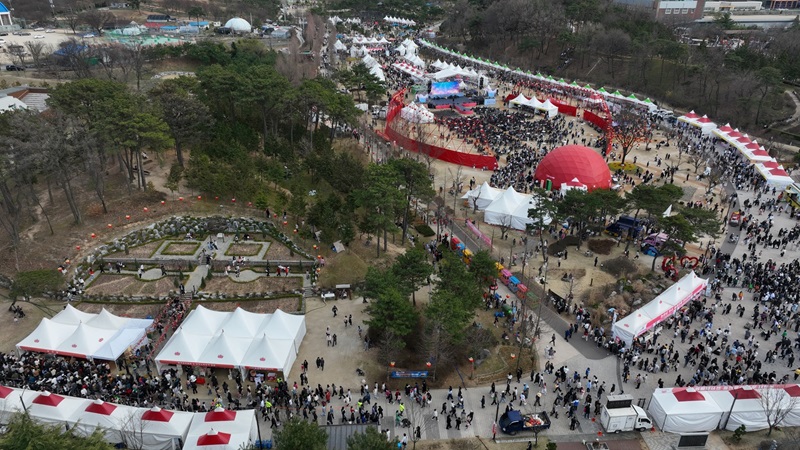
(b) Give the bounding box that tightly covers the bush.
[608,161,637,172]
[600,256,639,278]
[587,238,615,255]
[547,236,580,256]
[732,424,746,442]
[414,223,436,237]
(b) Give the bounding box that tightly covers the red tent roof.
[718,124,733,132]
[745,142,760,150]
[784,385,800,397]
[737,135,751,144]
[205,408,237,422]
[672,388,705,402]
[32,392,64,407]
[697,115,712,123]
[683,111,699,119]
[770,168,790,177]
[534,145,611,191]
[751,150,769,157]
[761,161,780,169]
[85,400,117,415]
[0,386,13,399]
[730,388,761,399]
[142,406,175,422]
[197,431,232,446]
[727,129,743,139]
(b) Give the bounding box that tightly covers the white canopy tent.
[613,272,707,347]
[538,99,559,118]
[155,306,306,377]
[400,102,434,124]
[462,181,504,210]
[560,178,588,195]
[648,388,724,433]
[184,409,258,450]
[17,305,152,361]
[27,392,88,431]
[482,187,551,230]
[677,111,717,135]
[707,388,771,431]
[134,406,195,450]
[0,386,38,424]
[755,164,795,188]
[69,400,136,443]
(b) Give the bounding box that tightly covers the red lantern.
[591,417,596,422]
[215,196,219,200]
[389,362,395,368]
[161,201,165,205]
[143,207,149,212]
[125,215,131,220]
[597,432,603,437]
[178,197,184,201]
[197,196,202,200]
[231,198,236,203]
[91,233,97,239]
[510,353,516,359]
[247,202,252,207]
[283,221,288,226]
[293,229,298,233]
[107,224,113,229]
[75,245,81,251]
[426,362,431,368]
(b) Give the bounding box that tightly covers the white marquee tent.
[481,187,552,230]
[613,272,707,347]
[155,307,305,377]
[462,181,504,210]
[17,305,153,361]
[27,392,88,431]
[649,388,724,433]
[677,111,717,135]
[707,388,771,431]
[400,102,434,123]
[183,408,258,450]
[133,406,194,450]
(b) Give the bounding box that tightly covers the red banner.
[466,220,493,248]
[547,99,577,117]
[644,283,706,332]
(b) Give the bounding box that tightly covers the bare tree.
[116,408,149,450]
[25,41,50,70]
[612,109,652,164]
[497,214,513,240]
[80,9,116,35]
[7,45,26,66]
[63,9,82,34]
[760,388,798,436]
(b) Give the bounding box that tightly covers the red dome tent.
[534,145,611,191]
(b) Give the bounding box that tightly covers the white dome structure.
[224,17,251,32]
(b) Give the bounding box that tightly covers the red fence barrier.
[383,89,498,170]
[547,99,577,117]
[583,110,609,130]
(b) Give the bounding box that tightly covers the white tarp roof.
[155,307,305,376]
[26,392,88,430]
[484,187,533,230]
[613,272,707,347]
[184,409,258,450]
[17,306,152,361]
[462,181,504,210]
[649,388,724,433]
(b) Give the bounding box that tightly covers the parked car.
[5,65,25,71]
[34,27,45,31]
[34,35,45,39]
[45,29,55,33]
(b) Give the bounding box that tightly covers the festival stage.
[381,89,498,170]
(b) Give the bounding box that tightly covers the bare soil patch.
[161,242,201,255]
[197,297,302,313]
[203,275,302,295]
[107,240,163,258]
[76,302,164,319]
[86,274,176,297]
[264,241,311,260]
[225,243,263,256]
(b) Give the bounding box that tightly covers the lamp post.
[468,357,474,380]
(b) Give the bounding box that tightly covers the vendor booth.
[649,388,724,433]
[613,272,707,347]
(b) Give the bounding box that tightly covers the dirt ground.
[203,274,302,295]
[85,274,176,296]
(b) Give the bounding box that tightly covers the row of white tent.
[508,94,559,118]
[154,306,306,378]
[17,305,152,362]
[384,16,417,26]
[430,60,481,80]
[418,39,658,111]
[328,16,361,25]
[677,111,794,188]
[361,54,386,81]
[399,102,434,124]
[649,385,800,433]
[612,271,708,347]
[0,387,257,450]
[351,36,391,45]
[391,61,425,79]
[461,183,553,230]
